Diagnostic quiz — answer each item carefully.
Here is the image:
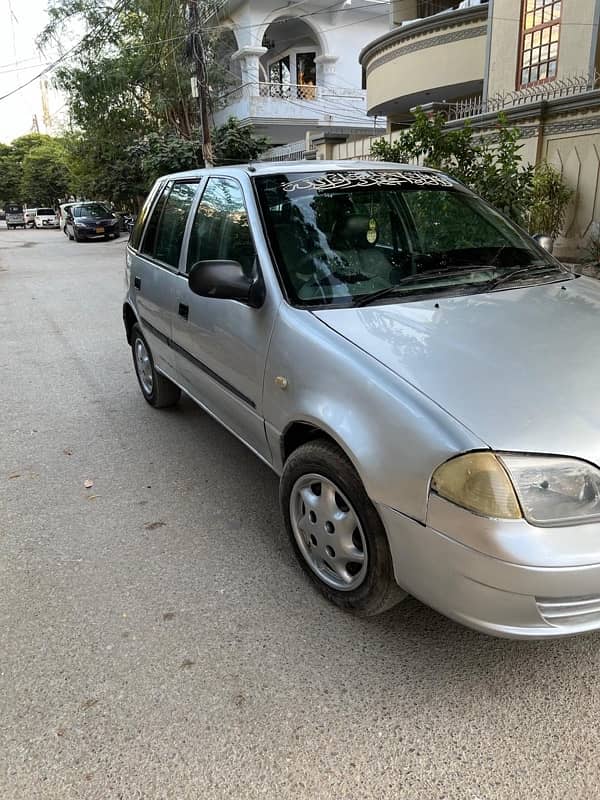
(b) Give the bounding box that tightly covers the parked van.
[5,204,25,229]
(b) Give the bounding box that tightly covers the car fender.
[263,305,485,522]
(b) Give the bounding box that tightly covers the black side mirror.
[188,260,264,307]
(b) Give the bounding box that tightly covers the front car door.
[131,179,200,375]
[171,175,278,462]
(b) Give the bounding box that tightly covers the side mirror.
[188,260,264,307]
[533,233,554,253]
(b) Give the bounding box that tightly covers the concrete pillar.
[315,54,339,89]
[231,46,268,91]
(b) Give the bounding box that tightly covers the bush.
[527,161,573,239]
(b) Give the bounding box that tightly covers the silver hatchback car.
[124,161,600,639]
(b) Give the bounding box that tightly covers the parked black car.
[65,202,120,242]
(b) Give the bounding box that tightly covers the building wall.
[487,0,599,98]
[365,20,487,115]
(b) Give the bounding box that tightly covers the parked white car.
[33,208,59,229]
[24,208,37,228]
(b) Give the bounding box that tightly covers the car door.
[171,175,276,462]
[132,179,200,375]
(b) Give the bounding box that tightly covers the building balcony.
[213,82,381,144]
[359,3,489,120]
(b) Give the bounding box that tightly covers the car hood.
[313,276,600,462]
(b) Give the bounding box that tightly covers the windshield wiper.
[483,264,570,291]
[354,266,495,307]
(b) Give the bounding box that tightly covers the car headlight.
[498,455,600,526]
[431,452,600,526]
[431,452,521,520]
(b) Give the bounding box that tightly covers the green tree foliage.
[21,142,71,206]
[0,134,71,206]
[127,131,202,184]
[371,109,535,226]
[212,118,270,166]
[38,0,243,205]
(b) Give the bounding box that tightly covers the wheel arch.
[123,302,138,344]
[280,419,363,480]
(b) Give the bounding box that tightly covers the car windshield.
[37,208,54,216]
[73,203,111,218]
[254,169,568,307]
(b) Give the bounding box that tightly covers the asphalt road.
[2,225,600,800]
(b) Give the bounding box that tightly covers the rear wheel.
[280,439,406,616]
[131,323,180,409]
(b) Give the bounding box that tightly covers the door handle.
[134,276,141,289]
[178,303,189,320]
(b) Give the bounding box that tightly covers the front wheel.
[131,323,181,409]
[280,439,406,616]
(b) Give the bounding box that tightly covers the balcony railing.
[217,82,367,107]
[448,72,600,121]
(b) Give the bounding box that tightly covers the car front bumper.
[379,503,600,639]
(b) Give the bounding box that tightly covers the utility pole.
[187,0,213,167]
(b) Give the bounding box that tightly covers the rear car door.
[131,179,200,375]
[171,175,276,461]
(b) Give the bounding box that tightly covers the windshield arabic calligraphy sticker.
[281,170,454,193]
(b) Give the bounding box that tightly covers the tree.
[127,130,202,185]
[0,134,72,205]
[212,118,270,166]
[38,1,240,204]
[20,142,72,206]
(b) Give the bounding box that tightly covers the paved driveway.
[1,226,599,799]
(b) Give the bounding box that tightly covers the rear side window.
[140,181,198,268]
[186,177,255,276]
[153,182,198,267]
[139,183,170,255]
[131,182,164,250]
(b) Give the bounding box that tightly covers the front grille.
[536,595,600,627]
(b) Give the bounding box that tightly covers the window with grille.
[518,0,561,88]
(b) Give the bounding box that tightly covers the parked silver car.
[123,161,599,639]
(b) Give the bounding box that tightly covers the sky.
[0,0,67,143]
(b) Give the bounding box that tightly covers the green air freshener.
[366,218,378,244]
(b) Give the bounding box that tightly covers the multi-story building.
[340,0,600,258]
[204,0,390,154]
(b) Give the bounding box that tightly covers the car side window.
[140,183,171,259]
[141,181,198,268]
[130,184,162,250]
[186,177,256,277]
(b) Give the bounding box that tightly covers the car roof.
[158,159,445,182]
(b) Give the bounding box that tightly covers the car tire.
[114,229,120,239]
[73,227,83,242]
[131,323,181,409]
[280,438,406,616]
